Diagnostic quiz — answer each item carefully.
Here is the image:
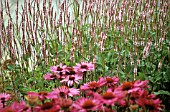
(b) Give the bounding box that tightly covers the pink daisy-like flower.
[46,86,80,99]
[136,98,163,112]
[93,89,118,106]
[133,80,149,89]
[59,98,73,110]
[64,67,79,76]
[0,93,10,102]
[119,80,149,94]
[60,75,82,87]
[80,80,105,92]
[134,89,165,111]
[34,102,60,112]
[50,63,67,74]
[99,76,120,87]
[0,93,10,108]
[43,73,60,80]
[0,101,30,112]
[11,101,30,112]
[73,62,95,72]
[72,97,101,112]
[130,89,150,105]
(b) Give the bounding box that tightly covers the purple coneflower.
[0,93,10,102]
[34,102,60,112]
[12,101,30,112]
[43,73,61,80]
[1,101,31,112]
[80,80,105,92]
[47,86,80,99]
[59,98,73,111]
[94,89,118,106]
[60,75,82,87]
[99,76,120,87]
[73,62,95,72]
[64,67,77,75]
[50,63,67,75]
[0,93,10,108]
[119,80,149,94]
[72,97,101,111]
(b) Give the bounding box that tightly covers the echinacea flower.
[0,93,10,108]
[11,101,30,112]
[50,63,67,75]
[46,86,80,99]
[94,92,117,106]
[0,93,11,102]
[0,101,30,112]
[59,98,73,110]
[133,80,149,89]
[64,67,78,75]
[73,62,95,72]
[34,102,60,112]
[0,106,15,112]
[99,76,120,87]
[80,80,105,92]
[46,86,68,99]
[119,80,149,94]
[72,98,101,112]
[43,73,61,80]
[60,75,82,87]
[136,98,163,112]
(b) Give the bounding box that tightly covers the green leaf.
[154,90,170,96]
[137,72,145,80]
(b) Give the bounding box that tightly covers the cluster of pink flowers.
[0,62,164,112]
[44,62,94,87]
